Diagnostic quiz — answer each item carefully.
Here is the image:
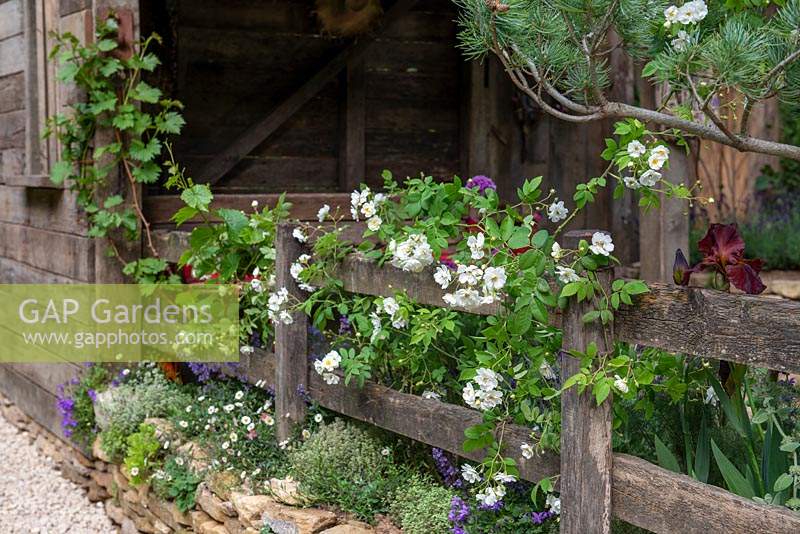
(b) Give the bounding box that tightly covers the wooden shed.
[0,0,661,440]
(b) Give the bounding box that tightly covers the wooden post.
[339,58,365,191]
[560,229,614,534]
[275,223,309,441]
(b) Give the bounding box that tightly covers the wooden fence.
[240,224,800,533]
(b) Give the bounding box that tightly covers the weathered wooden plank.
[304,369,800,533]
[0,185,86,232]
[308,372,561,482]
[1,146,24,178]
[59,0,90,16]
[0,256,78,283]
[7,362,83,396]
[145,193,352,225]
[612,453,800,534]
[0,222,94,281]
[223,347,277,389]
[0,364,72,443]
[560,230,613,534]
[0,72,24,113]
[340,59,365,191]
[0,0,22,41]
[0,33,24,77]
[0,109,24,149]
[615,282,800,373]
[215,156,339,191]
[195,0,420,184]
[275,223,310,441]
[177,0,316,32]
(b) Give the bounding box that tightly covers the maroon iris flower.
[673,223,766,294]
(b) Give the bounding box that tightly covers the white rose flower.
[323,372,340,385]
[546,494,561,515]
[550,241,562,260]
[589,232,615,256]
[671,30,690,51]
[555,265,581,284]
[539,361,557,381]
[461,463,481,484]
[483,266,507,292]
[626,140,646,158]
[664,5,679,26]
[520,443,535,459]
[367,216,382,232]
[547,199,568,223]
[251,278,264,293]
[614,374,629,394]
[467,232,486,260]
[433,265,452,289]
[292,227,307,243]
[639,169,662,187]
[623,175,641,189]
[360,201,376,218]
[478,388,503,410]
[240,345,254,356]
[474,368,500,391]
[493,472,517,483]
[314,413,324,423]
[317,204,330,222]
[462,382,480,409]
[457,264,483,286]
[251,200,259,208]
[381,297,400,317]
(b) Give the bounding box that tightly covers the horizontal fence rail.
[267,224,800,534]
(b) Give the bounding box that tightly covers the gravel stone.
[0,415,117,533]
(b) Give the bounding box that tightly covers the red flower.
[673,223,765,294]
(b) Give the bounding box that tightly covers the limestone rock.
[197,519,231,534]
[191,509,214,530]
[268,476,311,506]
[230,493,276,527]
[206,469,241,501]
[260,500,338,534]
[196,482,237,522]
[106,501,128,524]
[768,279,800,300]
[322,522,375,533]
[178,440,211,472]
[143,417,178,444]
[92,436,112,463]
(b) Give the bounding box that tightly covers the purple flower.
[452,527,466,534]
[433,448,464,488]
[87,389,97,403]
[56,395,77,436]
[448,495,471,523]
[531,510,555,525]
[466,175,497,195]
[339,315,352,334]
[478,500,504,512]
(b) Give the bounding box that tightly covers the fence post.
[275,223,309,442]
[560,229,614,534]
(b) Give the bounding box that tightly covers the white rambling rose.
[367,216,382,231]
[457,264,483,286]
[474,368,499,391]
[478,388,503,410]
[547,199,568,223]
[483,266,507,292]
[292,227,307,243]
[639,169,662,187]
[360,201,376,218]
[467,232,486,260]
[550,241,562,260]
[433,265,452,289]
[626,140,646,158]
[555,265,580,284]
[664,5,679,26]
[461,464,481,484]
[623,175,641,189]
[316,204,330,222]
[546,494,561,515]
[323,372,340,385]
[589,232,615,256]
[614,374,629,394]
[520,443,535,459]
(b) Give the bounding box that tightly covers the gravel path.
[0,414,117,533]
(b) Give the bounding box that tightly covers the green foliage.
[123,423,162,485]
[288,419,401,521]
[99,363,190,442]
[100,423,129,462]
[389,476,453,534]
[151,455,202,512]
[738,208,800,270]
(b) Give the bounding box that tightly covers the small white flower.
[461,464,481,484]
[457,264,483,286]
[550,242,562,260]
[185,406,192,413]
[639,169,662,188]
[520,443,535,459]
[467,233,486,260]
[381,447,391,457]
[474,368,500,391]
[422,390,441,401]
[704,386,718,406]
[279,310,294,325]
[494,472,517,484]
[130,467,139,477]
[317,204,330,222]
[462,382,479,409]
[314,413,324,423]
[627,140,646,158]
[323,372,340,385]
[589,232,615,256]
[547,200,569,223]
[483,266,507,292]
[163,440,170,450]
[623,175,641,190]
[262,414,275,426]
[478,388,503,410]
[381,297,400,317]
[555,265,581,284]
[235,390,244,400]
[207,406,217,415]
[122,368,130,376]
[360,201,376,218]
[614,375,629,394]
[175,457,185,466]
[671,30,690,51]
[367,216,382,232]
[279,439,290,450]
[251,200,259,209]
[664,5,679,26]
[292,227,307,243]
[224,404,235,412]
[250,278,264,293]
[647,145,670,170]
[546,494,561,515]
[230,432,238,442]
[240,416,251,425]
[302,429,311,440]
[433,265,452,290]
[240,345,254,356]
[539,361,557,381]
[179,420,189,428]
